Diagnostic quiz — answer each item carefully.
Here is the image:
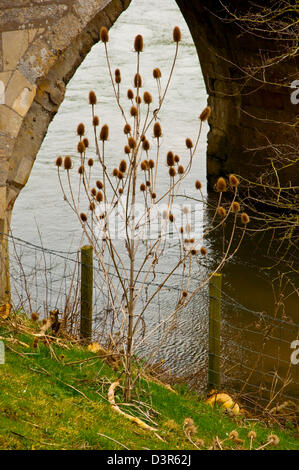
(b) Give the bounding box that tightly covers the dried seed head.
[153,122,162,138]
[169,167,176,178]
[96,191,103,202]
[80,213,87,222]
[141,134,146,142]
[96,180,103,190]
[173,26,182,43]
[146,180,151,187]
[200,246,207,256]
[140,183,146,192]
[218,206,226,218]
[124,145,131,154]
[119,160,127,173]
[191,249,198,256]
[119,188,124,195]
[195,180,202,190]
[178,165,184,175]
[232,201,240,213]
[55,156,63,167]
[112,168,118,177]
[100,124,109,141]
[83,138,89,148]
[153,68,162,79]
[134,73,142,88]
[78,165,84,174]
[135,96,142,104]
[184,417,194,427]
[174,154,180,163]
[31,312,39,321]
[143,91,152,105]
[241,212,250,225]
[229,430,239,441]
[93,115,99,126]
[89,202,95,211]
[186,138,193,149]
[87,158,94,167]
[199,106,211,121]
[169,213,174,222]
[77,122,85,137]
[127,89,134,100]
[167,151,175,167]
[130,105,138,117]
[128,136,136,149]
[149,159,155,169]
[141,161,147,171]
[134,34,144,52]
[77,141,85,154]
[100,26,109,43]
[124,123,131,135]
[190,238,195,243]
[142,139,150,151]
[117,171,124,180]
[216,177,227,192]
[182,290,188,297]
[115,68,121,84]
[64,155,72,170]
[89,90,97,105]
[229,174,239,187]
[248,431,257,440]
[151,192,156,199]
[91,187,97,197]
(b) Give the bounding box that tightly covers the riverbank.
[0,315,298,450]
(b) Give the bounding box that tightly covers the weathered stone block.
[2,30,29,71]
[0,105,22,137]
[5,70,36,117]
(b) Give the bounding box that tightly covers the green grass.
[0,316,298,450]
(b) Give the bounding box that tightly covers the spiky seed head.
[55,156,63,167]
[130,105,138,117]
[173,26,182,42]
[169,213,174,222]
[241,212,250,225]
[134,73,142,88]
[115,68,121,84]
[216,177,227,192]
[229,430,239,441]
[218,206,226,218]
[182,290,188,297]
[174,154,180,163]
[64,155,72,170]
[83,138,89,148]
[96,180,103,190]
[134,34,144,52]
[153,67,162,79]
[190,238,195,243]
[141,161,147,171]
[232,201,240,213]
[31,312,39,321]
[91,188,97,197]
[89,202,95,211]
[93,115,99,126]
[117,171,124,180]
[124,123,131,135]
[112,168,118,177]
[87,158,93,167]
[146,180,151,187]
[195,180,202,190]
[153,122,162,138]
[169,167,176,177]
[248,431,257,440]
[80,213,87,222]
[180,226,184,234]
[144,91,152,104]
[96,191,103,202]
[178,165,184,174]
[119,188,124,195]
[124,145,131,154]
[167,151,175,167]
[186,138,193,149]
[115,68,121,77]
[141,134,146,142]
[119,160,127,173]
[100,26,109,43]
[77,141,85,154]
[229,174,240,187]
[127,89,134,100]
[89,90,97,105]
[128,136,136,149]
[100,124,109,141]
[149,159,155,169]
[151,192,156,199]
[200,246,207,256]
[199,106,211,121]
[77,122,85,136]
[140,183,146,192]
[191,249,198,256]
[135,96,142,104]
[142,139,150,151]
[78,165,84,174]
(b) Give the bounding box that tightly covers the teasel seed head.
[31,312,39,321]
[241,212,250,225]
[248,431,257,440]
[91,187,97,197]
[112,168,118,177]
[218,206,226,218]
[93,115,99,126]
[87,158,93,167]
[174,154,180,163]
[124,145,131,154]
[140,183,146,192]
[78,165,84,174]
[134,73,142,88]
[179,226,184,234]
[77,141,85,154]
[80,212,87,222]
[182,290,188,297]
[173,26,182,43]
[77,122,85,137]
[149,159,155,169]
[127,89,134,100]
[96,191,103,202]
[216,177,227,192]
[135,96,142,104]
[169,213,174,222]
[186,138,193,149]
[167,151,175,167]
[151,192,157,199]
[128,136,136,149]
[142,139,150,151]
[178,165,184,175]
[232,201,240,213]
[141,161,147,171]
[134,34,144,53]
[119,188,124,195]
[146,180,151,187]
[100,26,109,43]
[229,174,240,187]
[169,167,176,178]
[153,122,162,138]
[143,91,152,104]
[82,138,88,148]
[195,180,202,190]
[153,67,162,79]
[191,249,198,256]
[96,180,103,190]
[199,106,211,121]
[130,105,138,117]
[89,90,97,105]
[89,202,95,211]
[124,123,131,135]
[64,155,72,170]
[55,156,63,167]
[119,159,127,173]
[200,246,207,256]
[100,124,109,141]
[229,430,239,441]
[117,171,124,180]
[190,238,195,243]
[115,68,121,84]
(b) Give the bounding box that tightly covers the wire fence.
[1,231,299,420]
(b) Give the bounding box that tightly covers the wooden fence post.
[80,245,93,341]
[208,273,222,390]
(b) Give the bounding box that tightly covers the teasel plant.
[56,26,249,402]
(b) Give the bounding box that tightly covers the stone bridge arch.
[0,0,297,303]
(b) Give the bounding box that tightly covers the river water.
[11,0,298,403]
